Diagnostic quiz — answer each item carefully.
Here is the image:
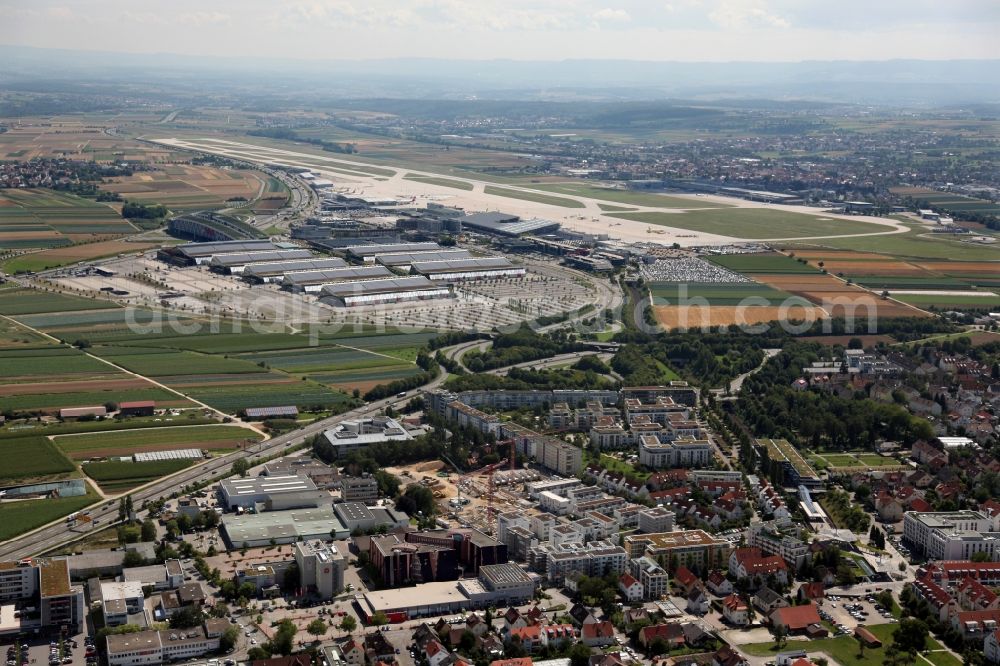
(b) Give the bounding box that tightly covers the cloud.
[708,1,790,29]
[179,11,231,26]
[593,7,631,23]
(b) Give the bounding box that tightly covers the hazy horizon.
[3,0,999,62]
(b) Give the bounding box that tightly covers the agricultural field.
[532,183,724,209]
[0,483,101,542]
[0,188,133,251]
[182,382,350,413]
[0,120,182,163]
[2,239,157,274]
[649,282,797,305]
[0,316,47,347]
[707,253,820,274]
[753,273,926,320]
[99,165,266,211]
[610,208,886,239]
[53,424,261,459]
[483,186,586,208]
[252,176,290,212]
[81,459,195,492]
[0,435,76,481]
[403,174,474,190]
[0,345,194,414]
[890,186,1000,216]
[0,287,118,315]
[892,292,1000,309]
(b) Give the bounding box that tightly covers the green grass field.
[0,289,118,315]
[707,253,821,274]
[82,459,194,492]
[0,188,132,252]
[739,623,949,666]
[0,483,100,541]
[533,183,724,209]
[484,186,586,208]
[0,387,189,413]
[783,226,1000,261]
[95,348,268,376]
[0,435,77,481]
[649,282,797,305]
[610,208,886,239]
[892,292,1000,307]
[54,424,261,458]
[183,382,351,413]
[855,276,972,289]
[403,174,474,191]
[0,346,112,376]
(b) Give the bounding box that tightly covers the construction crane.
[456,458,508,534]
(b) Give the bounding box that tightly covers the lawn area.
[610,209,887,239]
[738,623,948,666]
[587,452,650,481]
[54,424,262,459]
[0,482,100,541]
[403,174,474,190]
[484,186,586,208]
[95,348,268,376]
[0,387,191,413]
[533,183,724,209]
[183,382,350,413]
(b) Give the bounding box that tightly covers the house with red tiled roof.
[769,603,825,636]
[982,500,1000,531]
[913,575,956,623]
[687,587,710,615]
[638,624,685,651]
[950,609,1000,644]
[540,624,576,647]
[341,639,364,666]
[490,659,532,666]
[507,625,541,652]
[581,621,616,647]
[673,566,700,595]
[503,607,526,631]
[875,492,903,522]
[424,640,451,666]
[957,576,1000,611]
[722,594,750,626]
[707,570,733,596]
[798,582,825,602]
[909,497,932,512]
[620,572,643,602]
[729,548,788,587]
[713,645,747,666]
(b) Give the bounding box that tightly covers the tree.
[306,619,327,640]
[370,611,389,627]
[220,625,239,651]
[176,513,193,532]
[140,519,157,542]
[268,619,297,656]
[118,497,127,523]
[124,495,134,522]
[893,618,929,655]
[247,647,270,661]
[339,615,357,634]
[771,623,787,649]
[458,630,476,652]
[122,550,145,567]
[569,642,593,666]
[648,638,669,656]
[169,606,205,629]
[232,458,251,477]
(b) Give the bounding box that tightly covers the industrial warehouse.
[411,257,525,281]
[375,249,472,269]
[209,249,314,274]
[320,276,451,307]
[343,242,443,263]
[242,257,348,283]
[281,266,394,293]
[157,239,281,266]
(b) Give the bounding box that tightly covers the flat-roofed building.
[209,249,313,274]
[318,416,413,459]
[320,276,451,307]
[528,540,627,584]
[345,242,443,262]
[628,556,670,601]
[295,540,346,599]
[411,257,525,282]
[0,558,84,635]
[757,438,822,489]
[333,502,409,532]
[281,266,393,292]
[638,435,712,468]
[341,475,380,504]
[478,563,536,605]
[164,240,277,266]
[625,530,732,573]
[221,506,348,548]
[218,475,319,510]
[243,257,348,283]
[376,250,471,268]
[903,511,996,560]
[105,622,223,666]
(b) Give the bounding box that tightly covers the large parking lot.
[818,590,898,635]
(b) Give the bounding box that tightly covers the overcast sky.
[2,0,998,62]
